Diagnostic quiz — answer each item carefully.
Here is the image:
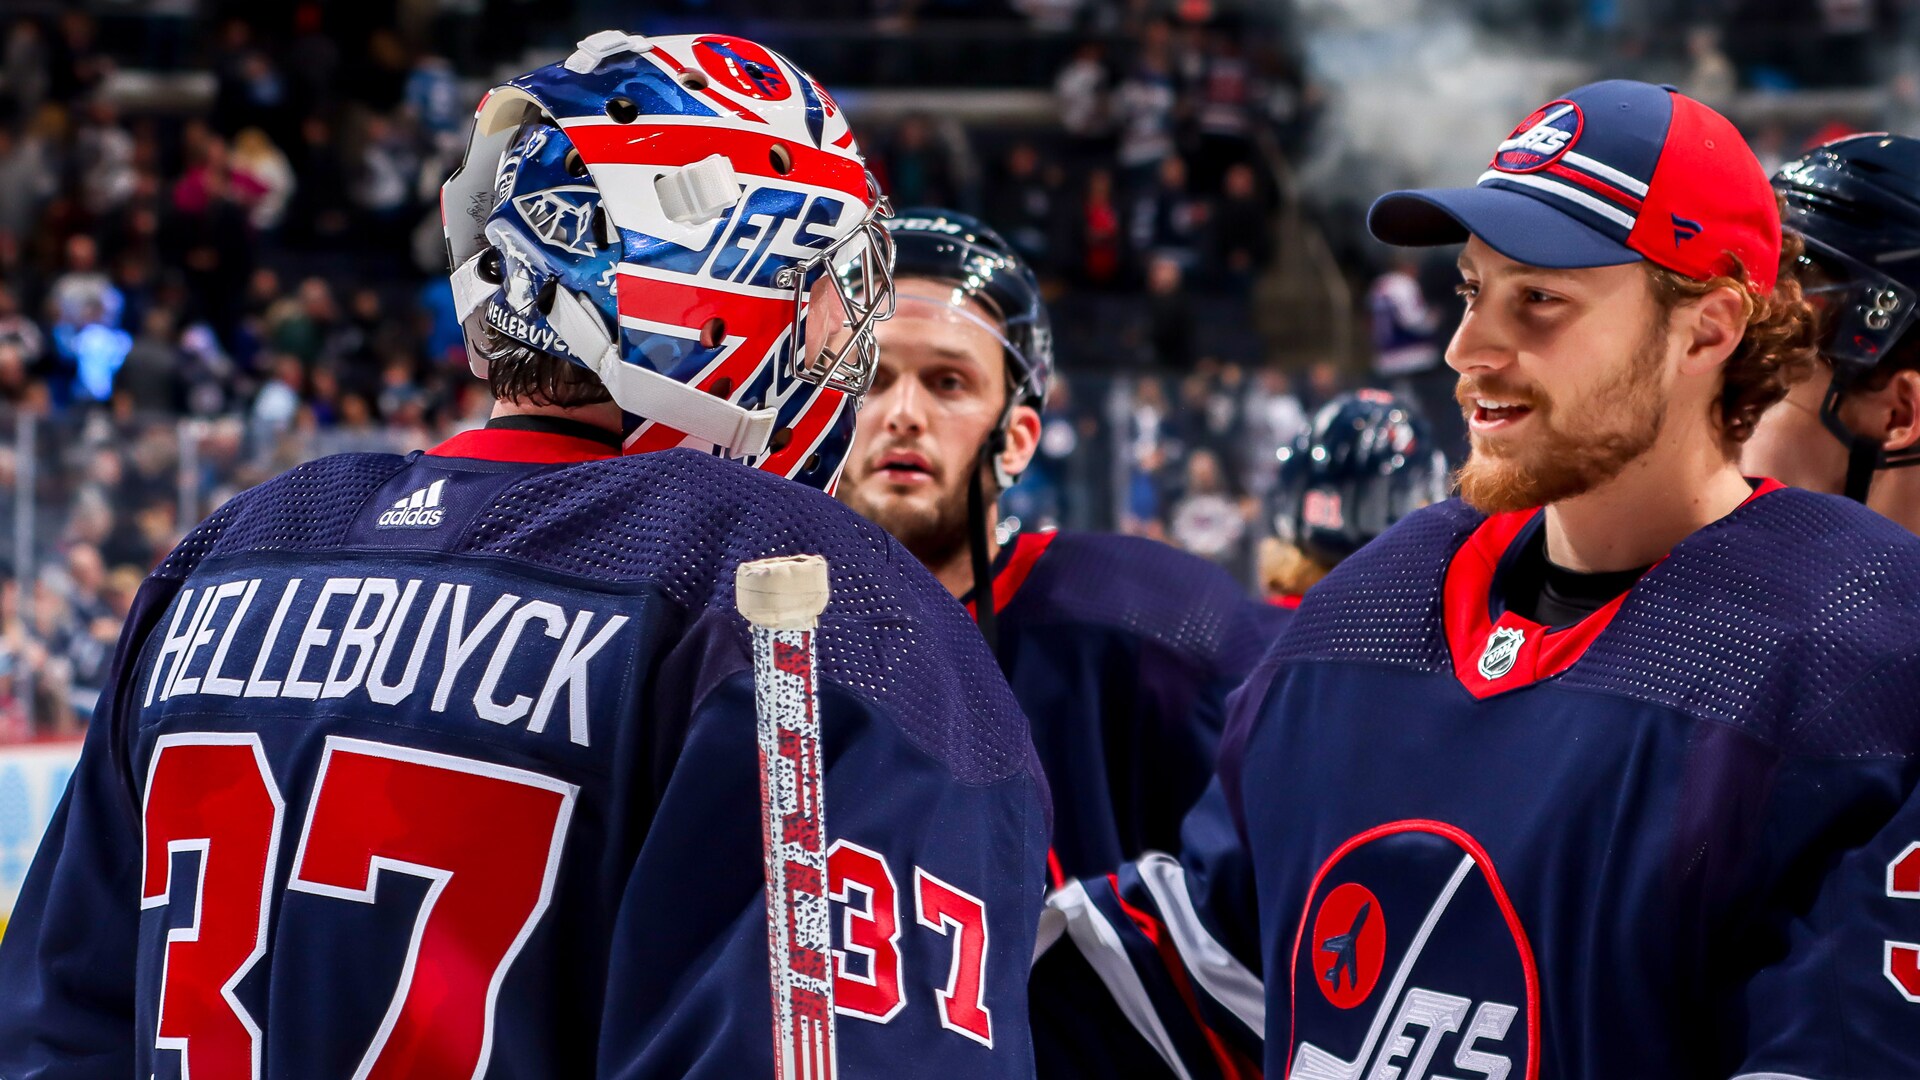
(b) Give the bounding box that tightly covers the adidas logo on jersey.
[378,479,448,529]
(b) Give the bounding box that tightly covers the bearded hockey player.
[1261,389,1451,606]
[1046,80,1920,1079]
[837,209,1284,891]
[0,33,1049,1079]
[1745,134,1920,535]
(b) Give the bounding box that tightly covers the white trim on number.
[913,865,996,1049]
[825,838,908,1024]
[286,736,578,1080]
[140,732,286,1080]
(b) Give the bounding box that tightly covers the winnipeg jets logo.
[513,186,601,257]
[1477,626,1526,681]
[1290,822,1538,1080]
[1492,101,1581,174]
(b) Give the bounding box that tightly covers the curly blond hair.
[1644,226,1820,454]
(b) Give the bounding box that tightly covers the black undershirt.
[484,413,624,451]
[1498,527,1651,630]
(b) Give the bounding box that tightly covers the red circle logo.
[1492,100,1583,174]
[1311,881,1386,1009]
[693,37,793,102]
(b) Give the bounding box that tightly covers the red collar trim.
[427,427,620,465]
[966,530,1058,620]
[1442,478,1785,699]
[1271,593,1305,610]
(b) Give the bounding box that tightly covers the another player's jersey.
[1049,482,1920,1078]
[969,530,1284,886]
[0,426,1051,1080]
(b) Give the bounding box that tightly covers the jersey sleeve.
[597,606,1050,1078]
[0,575,182,1078]
[1730,778,1920,1079]
[1034,659,1285,1080]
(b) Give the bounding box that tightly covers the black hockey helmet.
[1774,135,1920,493]
[1273,389,1450,565]
[883,208,1053,412]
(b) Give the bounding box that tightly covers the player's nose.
[1445,306,1517,376]
[879,375,927,436]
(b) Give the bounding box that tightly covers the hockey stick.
[736,555,837,1080]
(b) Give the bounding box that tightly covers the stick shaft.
[741,558,836,1080]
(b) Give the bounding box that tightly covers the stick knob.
[735,555,831,630]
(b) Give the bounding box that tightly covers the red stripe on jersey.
[428,428,618,464]
[966,530,1058,621]
[565,122,866,194]
[1046,848,1065,891]
[1107,875,1263,1080]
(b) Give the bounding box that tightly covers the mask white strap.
[451,251,492,324]
[547,285,779,457]
[656,154,741,225]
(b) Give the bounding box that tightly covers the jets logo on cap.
[1492,101,1583,174]
[1478,626,1527,680]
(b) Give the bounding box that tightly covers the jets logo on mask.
[513,187,601,257]
[1290,821,1539,1080]
[1477,626,1527,681]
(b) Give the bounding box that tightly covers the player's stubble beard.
[1455,318,1670,514]
[839,449,982,571]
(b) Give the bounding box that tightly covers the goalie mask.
[442,30,895,491]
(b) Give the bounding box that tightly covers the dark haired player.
[1047,80,1920,1078]
[0,33,1049,1077]
[1747,133,1920,534]
[839,209,1283,891]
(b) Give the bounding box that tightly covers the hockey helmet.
[441,30,896,491]
[1273,389,1450,565]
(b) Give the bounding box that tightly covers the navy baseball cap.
[1368,80,1782,292]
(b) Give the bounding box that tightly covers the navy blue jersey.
[1048,482,1920,1079]
[973,530,1285,887]
[0,426,1051,1080]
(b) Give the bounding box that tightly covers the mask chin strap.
[545,282,780,458]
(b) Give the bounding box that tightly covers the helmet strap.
[1844,434,1880,504]
[968,436,1002,654]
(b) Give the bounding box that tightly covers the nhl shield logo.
[1477,626,1526,681]
[1290,820,1539,1080]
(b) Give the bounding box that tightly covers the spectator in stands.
[1367,253,1440,382]
[47,235,122,332]
[1055,41,1114,167]
[249,352,305,450]
[49,12,110,107]
[231,127,296,233]
[117,307,186,416]
[3,20,50,126]
[985,141,1059,273]
[877,113,961,209]
[74,99,136,217]
[1168,447,1248,571]
[1145,254,1196,369]
[1132,154,1207,274]
[1683,25,1738,107]
[1192,29,1260,191]
[1073,167,1125,288]
[1114,21,1180,195]
[267,277,339,366]
[0,125,53,251]
[1242,366,1308,496]
[1212,161,1273,292]
[0,285,45,370]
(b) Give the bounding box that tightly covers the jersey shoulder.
[166,448,1039,789]
[1012,530,1284,674]
[1562,486,1920,757]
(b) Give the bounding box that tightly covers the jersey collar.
[964,529,1058,621]
[427,416,623,464]
[1443,478,1784,699]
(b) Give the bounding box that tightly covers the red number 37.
[140,733,577,1080]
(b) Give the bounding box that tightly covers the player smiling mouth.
[1458,381,1542,434]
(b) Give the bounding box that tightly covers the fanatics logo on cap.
[1493,101,1582,174]
[1478,625,1526,680]
[378,479,448,529]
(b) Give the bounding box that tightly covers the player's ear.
[1877,369,1920,454]
[999,403,1042,481]
[1676,283,1747,377]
